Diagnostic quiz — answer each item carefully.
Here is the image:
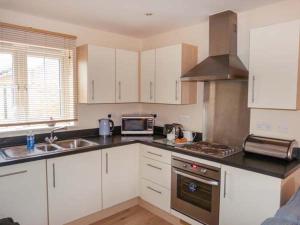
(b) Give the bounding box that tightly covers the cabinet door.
[0,161,47,225]
[219,165,281,225]
[102,144,139,209]
[47,151,101,225]
[249,21,300,109]
[155,45,182,104]
[141,49,156,103]
[88,46,116,103]
[116,49,139,103]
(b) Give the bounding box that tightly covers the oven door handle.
[174,169,219,186]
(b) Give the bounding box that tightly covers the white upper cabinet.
[249,20,300,109]
[116,49,139,103]
[47,151,102,225]
[0,161,47,225]
[102,144,140,209]
[155,44,198,104]
[140,49,156,103]
[77,45,116,103]
[219,165,281,225]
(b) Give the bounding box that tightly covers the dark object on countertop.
[243,134,297,161]
[177,127,184,139]
[163,124,174,136]
[0,218,20,225]
[294,147,300,160]
[163,123,183,139]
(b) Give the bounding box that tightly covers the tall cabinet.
[102,144,140,209]
[249,20,300,110]
[141,44,198,105]
[116,49,139,103]
[77,45,116,103]
[140,49,156,103]
[77,45,139,103]
[219,165,281,225]
[47,151,102,225]
[0,161,47,225]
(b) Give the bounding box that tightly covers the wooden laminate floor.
[91,206,173,225]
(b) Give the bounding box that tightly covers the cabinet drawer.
[140,179,171,213]
[141,157,171,189]
[141,145,171,164]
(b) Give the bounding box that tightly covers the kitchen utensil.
[243,134,297,160]
[183,130,194,142]
[99,117,114,136]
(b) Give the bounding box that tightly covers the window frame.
[0,49,17,122]
[0,41,76,128]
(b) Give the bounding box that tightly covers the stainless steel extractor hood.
[181,10,248,81]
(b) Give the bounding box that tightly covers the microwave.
[121,114,154,135]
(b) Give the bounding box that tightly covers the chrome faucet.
[45,126,67,144]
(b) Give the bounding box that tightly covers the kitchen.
[0,0,300,225]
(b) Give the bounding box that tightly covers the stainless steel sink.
[55,139,97,149]
[1,146,45,159]
[0,139,98,160]
[35,144,61,152]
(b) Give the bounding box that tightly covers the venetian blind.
[0,22,77,127]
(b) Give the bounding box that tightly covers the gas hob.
[176,141,241,158]
[155,139,241,158]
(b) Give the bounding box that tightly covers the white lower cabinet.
[0,160,47,225]
[47,151,102,225]
[219,165,281,225]
[102,144,140,209]
[140,145,171,213]
[140,178,171,212]
[141,144,172,164]
[141,156,171,189]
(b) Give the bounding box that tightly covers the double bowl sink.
[1,139,98,160]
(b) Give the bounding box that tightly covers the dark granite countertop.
[1,133,300,179]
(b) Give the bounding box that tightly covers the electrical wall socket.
[256,122,272,131]
[277,124,289,134]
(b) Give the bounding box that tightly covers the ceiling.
[0,0,283,38]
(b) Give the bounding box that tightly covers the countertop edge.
[1,136,299,179]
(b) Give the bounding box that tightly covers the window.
[0,23,77,129]
[0,52,15,121]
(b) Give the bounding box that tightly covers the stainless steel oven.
[121,114,154,135]
[171,157,220,225]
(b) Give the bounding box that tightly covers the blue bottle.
[26,131,35,151]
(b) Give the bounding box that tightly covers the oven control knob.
[200,168,207,173]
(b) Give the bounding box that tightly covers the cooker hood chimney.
[181,10,248,81]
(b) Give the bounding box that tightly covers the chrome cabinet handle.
[224,171,227,198]
[147,163,162,170]
[150,81,153,100]
[251,76,255,103]
[175,80,178,101]
[174,169,219,186]
[147,151,162,157]
[91,80,95,100]
[118,81,121,100]
[147,186,162,194]
[0,170,27,178]
[52,163,56,188]
[106,152,108,174]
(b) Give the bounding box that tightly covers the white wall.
[141,0,300,140]
[141,22,208,132]
[1,0,300,139]
[0,8,143,135]
[239,0,300,141]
